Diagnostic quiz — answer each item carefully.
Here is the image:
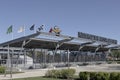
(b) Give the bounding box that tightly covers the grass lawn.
[13,76,79,80]
[13,77,64,80]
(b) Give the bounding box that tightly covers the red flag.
[49,28,53,33]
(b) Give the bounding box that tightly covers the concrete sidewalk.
[0,69,48,80]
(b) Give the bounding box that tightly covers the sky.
[0,0,120,44]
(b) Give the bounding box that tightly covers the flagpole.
[34,26,36,33]
[30,24,35,33]
[12,25,13,40]
[12,32,13,40]
[24,26,25,36]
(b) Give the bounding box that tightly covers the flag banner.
[38,25,44,31]
[51,26,61,36]
[30,24,35,30]
[52,26,61,33]
[18,27,24,33]
[7,25,12,34]
[36,25,44,32]
[49,28,53,33]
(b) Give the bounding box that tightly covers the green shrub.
[79,72,109,80]
[102,72,110,80]
[54,70,61,78]
[45,70,60,78]
[110,72,118,80]
[61,69,76,79]
[110,72,120,80]
[116,73,120,80]
[89,72,96,80]
[45,68,76,79]
[94,72,110,80]
[0,66,5,73]
[94,73,102,80]
[79,72,120,80]
[79,72,90,80]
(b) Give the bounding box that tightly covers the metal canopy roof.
[0,32,118,52]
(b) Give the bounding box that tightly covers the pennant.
[30,24,35,30]
[7,25,12,34]
[18,27,24,33]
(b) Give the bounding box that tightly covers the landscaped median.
[12,71,120,80]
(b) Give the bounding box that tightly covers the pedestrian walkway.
[0,69,48,80]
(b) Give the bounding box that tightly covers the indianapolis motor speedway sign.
[78,32,117,44]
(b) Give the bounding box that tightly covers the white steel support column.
[67,49,70,69]
[10,49,13,78]
[24,49,26,69]
[44,49,46,66]
[53,37,74,63]
[60,50,62,63]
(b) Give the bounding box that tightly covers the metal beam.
[73,41,95,63]
[107,45,120,54]
[95,44,110,52]
[0,32,40,47]
[57,37,74,48]
[53,37,74,63]
[78,41,96,51]
[108,45,120,49]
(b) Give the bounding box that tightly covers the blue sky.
[0,0,120,43]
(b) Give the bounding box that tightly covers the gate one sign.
[78,32,117,44]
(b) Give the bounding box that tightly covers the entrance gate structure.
[0,32,119,78]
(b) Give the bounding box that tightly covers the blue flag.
[30,24,35,30]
